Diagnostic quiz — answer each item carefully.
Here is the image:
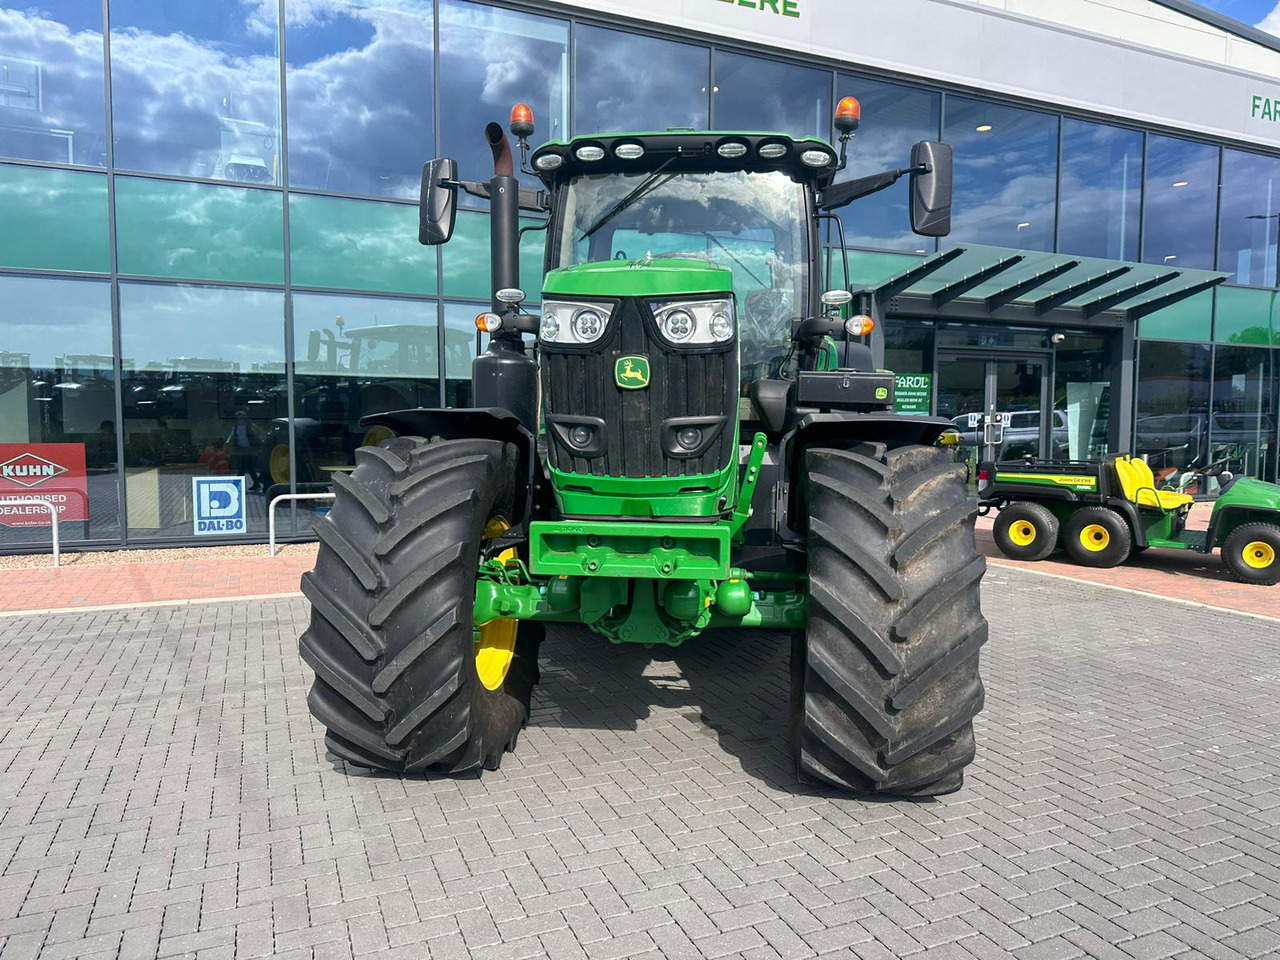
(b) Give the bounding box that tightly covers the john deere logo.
[615,356,650,389]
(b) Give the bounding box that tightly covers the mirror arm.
[447,178,548,212]
[819,167,914,211]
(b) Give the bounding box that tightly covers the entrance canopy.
[867,244,1229,329]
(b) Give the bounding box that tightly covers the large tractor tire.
[299,436,542,774]
[790,443,987,796]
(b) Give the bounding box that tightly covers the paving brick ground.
[2,566,1279,959]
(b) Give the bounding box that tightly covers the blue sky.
[1196,0,1280,33]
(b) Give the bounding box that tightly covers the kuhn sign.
[0,443,89,527]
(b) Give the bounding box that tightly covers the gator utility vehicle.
[298,99,988,795]
[982,454,1280,584]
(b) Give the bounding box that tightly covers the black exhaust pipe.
[473,121,538,433]
[485,122,519,315]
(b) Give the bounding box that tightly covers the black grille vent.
[542,298,738,479]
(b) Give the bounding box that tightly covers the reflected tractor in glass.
[297,97,989,795]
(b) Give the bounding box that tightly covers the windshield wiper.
[702,231,767,288]
[579,155,679,242]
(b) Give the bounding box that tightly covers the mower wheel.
[300,436,542,775]
[791,443,987,796]
[1062,506,1131,568]
[1222,522,1280,586]
[993,502,1058,561]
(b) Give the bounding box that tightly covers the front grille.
[541,298,738,478]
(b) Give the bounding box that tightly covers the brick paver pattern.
[1,565,1278,959]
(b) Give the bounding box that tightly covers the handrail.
[268,492,335,557]
[1,498,60,566]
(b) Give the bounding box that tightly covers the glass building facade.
[2,0,1278,550]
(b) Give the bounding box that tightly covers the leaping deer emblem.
[615,356,650,389]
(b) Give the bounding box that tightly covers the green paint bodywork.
[1209,478,1280,546]
[543,258,733,298]
[549,459,737,518]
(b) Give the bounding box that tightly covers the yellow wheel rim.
[475,517,517,691]
[269,443,290,484]
[361,424,396,448]
[1009,521,1037,547]
[1243,540,1276,570]
[1079,523,1111,552]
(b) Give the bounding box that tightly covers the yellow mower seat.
[1113,456,1193,510]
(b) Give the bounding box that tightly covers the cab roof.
[530,131,840,188]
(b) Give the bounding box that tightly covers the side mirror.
[306,330,321,362]
[909,140,952,237]
[418,157,458,245]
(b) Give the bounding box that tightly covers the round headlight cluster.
[659,309,695,343]
[572,308,604,341]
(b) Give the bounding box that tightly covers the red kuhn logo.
[0,453,70,488]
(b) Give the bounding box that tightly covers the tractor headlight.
[651,299,736,346]
[540,300,612,345]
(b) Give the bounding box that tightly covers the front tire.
[791,443,987,796]
[993,501,1058,561]
[1062,506,1131,568]
[299,436,541,774]
[1222,522,1280,586]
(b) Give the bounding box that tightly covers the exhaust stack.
[485,122,519,315]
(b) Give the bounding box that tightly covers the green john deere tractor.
[298,97,988,795]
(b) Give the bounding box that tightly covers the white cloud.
[1256,2,1280,36]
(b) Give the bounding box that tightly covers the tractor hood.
[542,258,733,300]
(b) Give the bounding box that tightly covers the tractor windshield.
[555,169,810,381]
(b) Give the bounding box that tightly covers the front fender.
[360,407,546,527]
[776,411,955,543]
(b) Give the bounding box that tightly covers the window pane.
[0,275,119,545]
[441,209,546,303]
[712,51,830,141]
[1142,135,1217,270]
[1218,149,1280,287]
[1137,288,1212,341]
[1058,119,1142,262]
[0,163,108,272]
[120,283,285,539]
[1135,340,1211,476]
[290,293,440,491]
[833,77,939,251]
[1052,333,1112,460]
[115,177,284,284]
[443,301,485,406]
[289,194,437,294]
[285,0,432,198]
[438,1,567,190]
[574,26,707,135]
[944,96,1057,251]
[1212,346,1276,483]
[1216,286,1280,346]
[109,0,281,183]
[0,2,107,165]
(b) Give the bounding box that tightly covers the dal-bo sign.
[0,443,89,527]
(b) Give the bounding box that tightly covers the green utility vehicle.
[298,98,988,795]
[981,454,1280,584]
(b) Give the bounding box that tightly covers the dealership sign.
[0,443,89,527]
[714,0,800,18]
[193,476,247,536]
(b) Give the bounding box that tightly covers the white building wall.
[550,0,1280,150]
